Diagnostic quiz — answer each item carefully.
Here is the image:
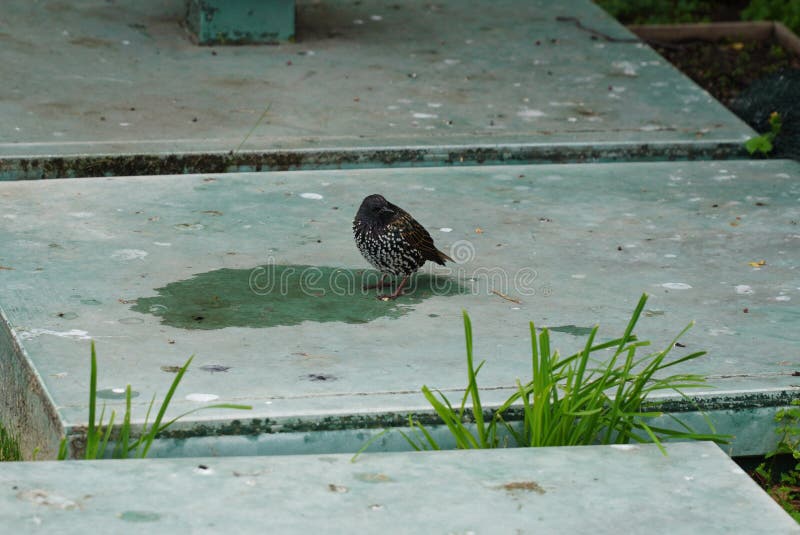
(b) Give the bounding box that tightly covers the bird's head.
[357,194,396,226]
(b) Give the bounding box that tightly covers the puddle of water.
[131,265,464,329]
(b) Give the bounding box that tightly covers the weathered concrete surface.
[0,160,797,458]
[0,0,753,178]
[1,443,798,534]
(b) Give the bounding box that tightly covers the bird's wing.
[394,208,452,265]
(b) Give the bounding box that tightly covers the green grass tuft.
[754,399,800,522]
[0,422,22,462]
[59,341,252,460]
[388,293,730,454]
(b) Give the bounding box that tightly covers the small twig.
[232,101,272,154]
[491,289,521,304]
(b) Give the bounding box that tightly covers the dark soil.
[652,38,800,106]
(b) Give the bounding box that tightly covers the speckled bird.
[353,194,453,300]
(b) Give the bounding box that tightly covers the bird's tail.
[435,248,454,265]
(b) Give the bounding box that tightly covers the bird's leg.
[363,273,387,290]
[378,275,409,301]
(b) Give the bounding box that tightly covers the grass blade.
[139,355,194,457]
[86,341,98,459]
[350,428,390,462]
[463,311,486,446]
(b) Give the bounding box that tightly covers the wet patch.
[96,388,139,400]
[119,511,162,522]
[547,325,594,336]
[131,265,464,329]
[199,364,231,373]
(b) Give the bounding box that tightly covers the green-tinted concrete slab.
[1,443,798,533]
[0,159,798,458]
[0,0,753,178]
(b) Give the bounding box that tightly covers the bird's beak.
[379,207,394,216]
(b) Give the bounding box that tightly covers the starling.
[353,194,453,300]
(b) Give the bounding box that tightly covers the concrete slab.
[1,443,798,534]
[0,0,753,178]
[0,159,798,458]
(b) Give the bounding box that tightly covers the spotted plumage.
[353,194,453,299]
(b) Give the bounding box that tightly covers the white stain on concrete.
[517,108,545,119]
[111,249,148,261]
[609,444,639,451]
[662,283,692,290]
[612,61,638,76]
[186,393,219,402]
[300,193,323,200]
[412,112,438,119]
[708,327,736,336]
[68,212,94,218]
[735,285,754,295]
[439,227,453,233]
[19,329,91,341]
